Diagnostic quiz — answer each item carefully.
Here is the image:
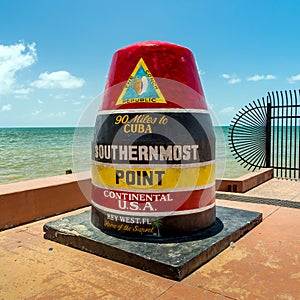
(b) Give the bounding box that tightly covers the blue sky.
[0,0,300,127]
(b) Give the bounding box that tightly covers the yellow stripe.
[92,163,215,190]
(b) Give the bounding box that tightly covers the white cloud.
[48,111,66,117]
[220,106,235,115]
[198,70,205,76]
[13,87,33,99]
[72,101,81,105]
[288,74,300,83]
[14,87,32,95]
[31,71,85,89]
[32,109,42,116]
[228,78,241,84]
[247,75,264,81]
[1,104,12,111]
[265,75,276,80]
[221,74,230,79]
[0,42,37,94]
[38,99,43,104]
[247,74,276,81]
[51,93,69,100]
[221,73,241,84]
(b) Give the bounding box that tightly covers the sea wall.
[0,172,90,230]
[216,168,273,192]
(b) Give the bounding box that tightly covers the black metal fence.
[228,89,300,180]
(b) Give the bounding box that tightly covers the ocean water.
[0,126,248,185]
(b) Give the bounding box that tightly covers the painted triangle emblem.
[116,58,166,105]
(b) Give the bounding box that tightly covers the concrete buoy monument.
[91,41,216,240]
[44,41,262,279]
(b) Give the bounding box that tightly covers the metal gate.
[228,89,300,180]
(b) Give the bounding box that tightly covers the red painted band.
[92,185,215,213]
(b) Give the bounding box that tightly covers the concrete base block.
[44,206,262,281]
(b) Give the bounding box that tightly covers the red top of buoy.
[101,41,207,110]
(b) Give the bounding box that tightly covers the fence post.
[265,102,272,168]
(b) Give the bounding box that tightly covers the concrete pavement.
[0,183,299,299]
